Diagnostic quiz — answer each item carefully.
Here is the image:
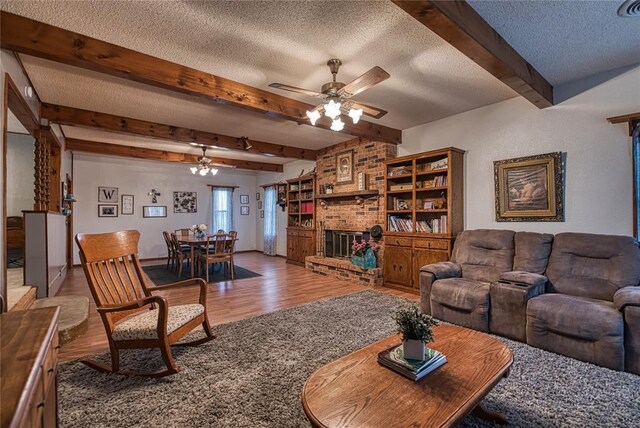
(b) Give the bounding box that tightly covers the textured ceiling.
[2,0,518,134]
[468,0,640,85]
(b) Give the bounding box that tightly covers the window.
[263,186,278,255]
[633,123,640,238]
[212,187,234,233]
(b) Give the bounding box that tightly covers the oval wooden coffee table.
[302,325,513,428]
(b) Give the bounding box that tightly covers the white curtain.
[264,186,277,255]
[212,187,234,233]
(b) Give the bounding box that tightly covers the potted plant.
[190,223,208,239]
[393,304,439,361]
[324,183,334,194]
[351,239,380,269]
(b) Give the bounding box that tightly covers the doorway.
[2,74,40,312]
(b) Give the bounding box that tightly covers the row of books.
[388,216,448,233]
[377,344,447,381]
[432,175,447,187]
[388,216,414,232]
[300,201,314,214]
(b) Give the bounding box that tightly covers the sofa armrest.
[614,286,640,311]
[420,261,461,280]
[499,271,547,288]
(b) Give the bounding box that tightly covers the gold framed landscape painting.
[494,152,564,222]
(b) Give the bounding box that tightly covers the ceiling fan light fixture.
[210,168,219,176]
[190,166,198,174]
[348,108,363,124]
[330,118,345,131]
[306,109,321,125]
[324,100,342,119]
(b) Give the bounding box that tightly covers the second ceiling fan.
[269,59,390,131]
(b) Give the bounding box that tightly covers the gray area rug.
[58,290,639,427]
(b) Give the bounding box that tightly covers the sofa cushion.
[430,278,490,332]
[451,229,515,283]
[546,233,640,301]
[513,232,553,274]
[112,304,204,341]
[431,278,490,311]
[526,294,624,370]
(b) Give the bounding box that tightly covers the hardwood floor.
[57,252,417,362]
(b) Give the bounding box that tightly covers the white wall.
[256,160,316,256]
[401,65,640,236]
[72,154,259,263]
[7,132,35,216]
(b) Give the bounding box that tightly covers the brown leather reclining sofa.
[419,229,640,374]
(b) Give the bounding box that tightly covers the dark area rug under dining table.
[57,290,640,427]
[142,263,261,285]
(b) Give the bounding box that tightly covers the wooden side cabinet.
[384,236,452,292]
[287,228,316,266]
[1,307,60,428]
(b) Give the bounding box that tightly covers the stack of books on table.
[377,344,447,381]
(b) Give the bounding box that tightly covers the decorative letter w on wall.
[98,187,119,203]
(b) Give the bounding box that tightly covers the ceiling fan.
[269,59,390,131]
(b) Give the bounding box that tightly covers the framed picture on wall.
[98,187,118,202]
[336,149,354,184]
[121,194,134,215]
[173,191,197,213]
[240,194,249,204]
[143,206,167,218]
[494,152,564,222]
[98,204,118,217]
[240,206,250,215]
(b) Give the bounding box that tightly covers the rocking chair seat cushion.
[112,303,205,341]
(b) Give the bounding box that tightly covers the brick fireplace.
[305,138,397,286]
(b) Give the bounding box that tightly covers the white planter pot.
[326,188,333,194]
[403,339,425,361]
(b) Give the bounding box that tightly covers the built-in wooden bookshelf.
[286,174,316,266]
[383,147,465,293]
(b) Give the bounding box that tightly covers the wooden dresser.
[1,307,60,428]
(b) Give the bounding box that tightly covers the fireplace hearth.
[325,230,370,259]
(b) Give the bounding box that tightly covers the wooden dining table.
[176,234,237,278]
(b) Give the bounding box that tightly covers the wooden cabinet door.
[287,231,298,262]
[299,232,314,263]
[412,249,449,289]
[384,246,412,287]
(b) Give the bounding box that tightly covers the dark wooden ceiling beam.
[1,12,401,144]
[64,138,284,172]
[41,103,316,160]
[392,0,554,108]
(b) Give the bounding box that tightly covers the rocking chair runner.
[76,230,216,377]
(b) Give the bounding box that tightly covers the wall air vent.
[618,0,640,17]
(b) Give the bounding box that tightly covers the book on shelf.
[388,216,414,232]
[415,220,432,233]
[377,344,447,381]
[431,158,448,170]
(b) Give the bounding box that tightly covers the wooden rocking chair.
[75,230,216,377]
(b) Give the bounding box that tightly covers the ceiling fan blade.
[338,66,390,97]
[268,83,323,98]
[349,101,388,119]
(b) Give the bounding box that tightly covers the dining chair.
[175,228,192,237]
[171,232,193,278]
[199,234,233,283]
[162,231,175,269]
[75,230,215,377]
[227,231,238,277]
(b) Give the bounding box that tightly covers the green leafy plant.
[393,304,439,342]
